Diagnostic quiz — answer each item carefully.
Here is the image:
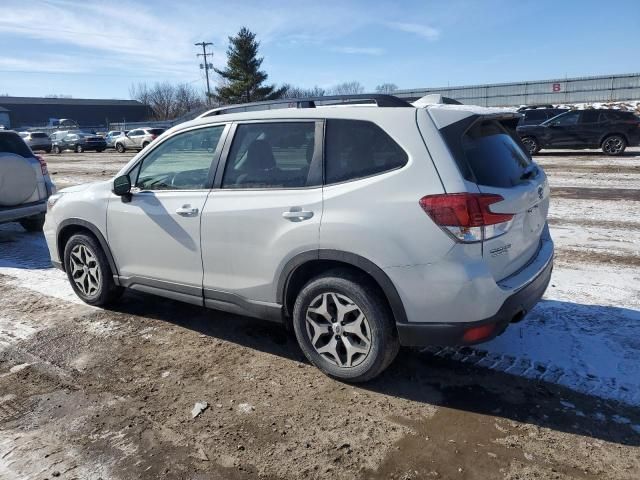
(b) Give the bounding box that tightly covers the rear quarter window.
[324,119,407,184]
[0,132,33,158]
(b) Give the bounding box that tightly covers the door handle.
[282,209,314,222]
[176,205,199,217]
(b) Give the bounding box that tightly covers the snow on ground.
[0,223,80,304]
[551,221,640,257]
[549,197,640,223]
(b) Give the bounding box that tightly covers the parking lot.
[1,148,640,479]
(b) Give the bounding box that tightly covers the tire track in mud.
[551,186,640,201]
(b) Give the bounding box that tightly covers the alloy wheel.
[305,292,372,368]
[522,137,537,155]
[69,244,101,296]
[603,136,624,155]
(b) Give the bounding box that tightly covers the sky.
[0,0,639,100]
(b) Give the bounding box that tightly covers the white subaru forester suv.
[44,95,553,382]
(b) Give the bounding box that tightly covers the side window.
[524,110,546,123]
[552,111,579,126]
[135,125,225,191]
[580,110,600,124]
[221,122,316,189]
[325,119,408,184]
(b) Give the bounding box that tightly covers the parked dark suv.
[51,132,107,153]
[517,107,569,126]
[517,109,640,155]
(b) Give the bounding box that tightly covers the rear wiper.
[520,164,538,180]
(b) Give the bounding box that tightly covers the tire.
[63,233,124,306]
[75,144,84,153]
[115,143,126,153]
[602,135,626,156]
[521,136,540,155]
[53,145,62,154]
[141,141,150,149]
[97,148,105,153]
[292,269,399,382]
[45,148,52,154]
[19,213,45,232]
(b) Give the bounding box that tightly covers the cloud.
[387,22,440,40]
[331,46,385,56]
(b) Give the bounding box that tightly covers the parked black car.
[517,107,569,126]
[51,132,106,153]
[517,109,640,155]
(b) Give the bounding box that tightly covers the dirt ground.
[1,147,639,479]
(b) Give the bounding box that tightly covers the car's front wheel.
[63,233,123,306]
[292,270,399,382]
[521,136,540,155]
[602,135,626,156]
[115,143,126,153]
[75,144,84,153]
[53,145,62,154]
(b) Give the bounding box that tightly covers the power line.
[195,42,213,105]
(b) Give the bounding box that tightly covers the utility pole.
[195,42,213,105]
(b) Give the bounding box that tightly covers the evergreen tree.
[214,27,285,104]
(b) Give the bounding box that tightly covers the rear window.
[0,132,33,158]
[148,128,165,135]
[325,119,407,184]
[30,132,49,139]
[452,120,531,188]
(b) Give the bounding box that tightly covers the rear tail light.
[35,155,48,175]
[419,193,514,243]
[462,323,496,343]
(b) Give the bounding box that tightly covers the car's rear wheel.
[53,145,62,154]
[45,147,52,154]
[75,144,84,153]
[19,213,45,232]
[521,136,540,155]
[142,141,150,149]
[115,143,126,153]
[292,270,399,382]
[602,135,626,156]
[63,233,123,306]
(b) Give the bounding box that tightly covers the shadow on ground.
[111,290,640,448]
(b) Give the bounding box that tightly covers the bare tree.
[175,83,205,114]
[328,81,365,95]
[375,83,398,94]
[130,82,205,120]
[280,84,326,98]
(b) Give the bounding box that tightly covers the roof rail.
[197,94,412,118]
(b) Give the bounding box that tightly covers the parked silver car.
[114,128,165,153]
[105,130,128,148]
[18,131,52,153]
[0,130,55,231]
[44,94,553,382]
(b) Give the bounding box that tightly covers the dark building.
[0,96,150,129]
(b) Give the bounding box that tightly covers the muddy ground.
[1,147,639,479]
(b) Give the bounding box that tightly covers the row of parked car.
[516,106,640,155]
[18,128,166,154]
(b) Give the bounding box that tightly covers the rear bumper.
[397,254,553,347]
[0,200,47,224]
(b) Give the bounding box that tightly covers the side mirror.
[113,174,132,197]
